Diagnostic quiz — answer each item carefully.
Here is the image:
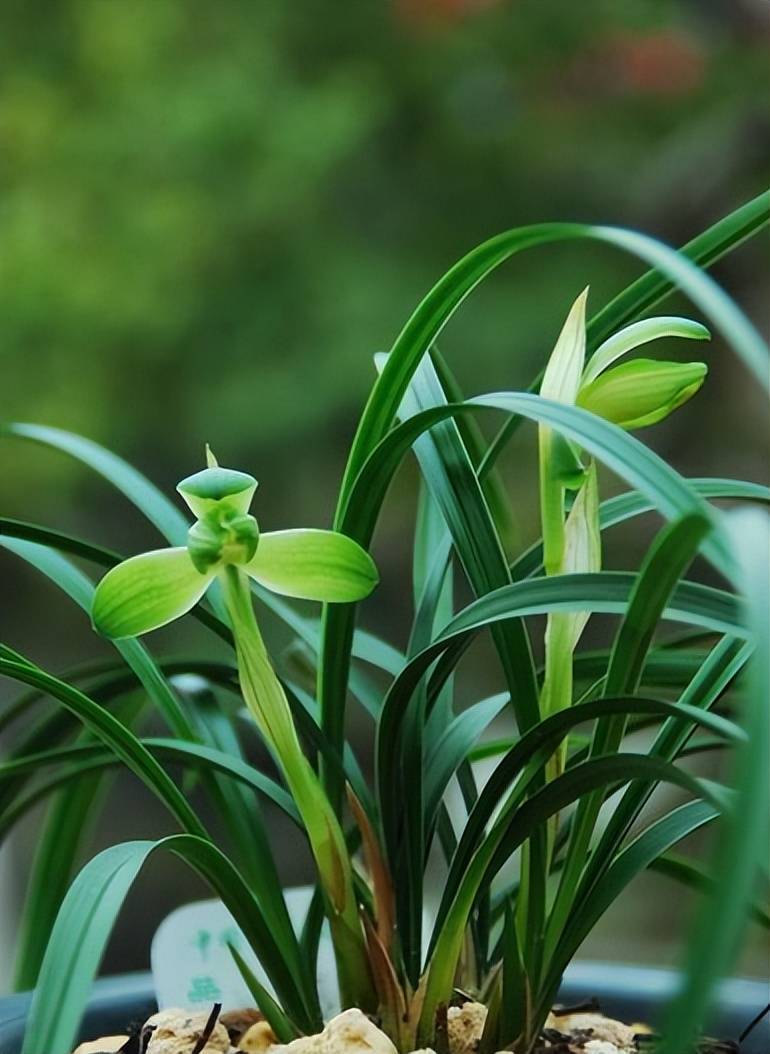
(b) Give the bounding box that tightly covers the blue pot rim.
[0,963,766,1053]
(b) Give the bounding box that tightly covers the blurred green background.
[1,0,767,988]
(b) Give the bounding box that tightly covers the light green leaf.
[577,359,707,429]
[582,316,710,385]
[92,547,214,639]
[245,529,378,602]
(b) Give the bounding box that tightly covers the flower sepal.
[92,547,214,639]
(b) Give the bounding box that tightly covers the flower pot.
[0,973,155,1054]
[0,963,766,1054]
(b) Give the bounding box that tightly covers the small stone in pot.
[73,1039,130,1054]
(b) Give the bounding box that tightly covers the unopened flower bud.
[577,358,707,430]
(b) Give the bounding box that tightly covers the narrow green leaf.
[430,345,519,552]
[510,477,770,582]
[660,509,770,1051]
[173,676,315,1019]
[499,902,529,1048]
[571,636,749,928]
[608,515,713,695]
[0,656,207,837]
[21,836,314,1054]
[280,678,374,815]
[428,693,739,959]
[0,735,298,817]
[2,424,189,542]
[419,752,723,1043]
[586,192,769,353]
[380,572,742,775]
[0,537,197,739]
[12,733,125,992]
[345,395,734,584]
[649,854,770,930]
[230,945,300,1043]
[537,799,722,1020]
[387,352,539,983]
[423,693,509,826]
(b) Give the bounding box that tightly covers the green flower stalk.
[92,449,379,1011]
[537,290,598,772]
[537,295,709,766]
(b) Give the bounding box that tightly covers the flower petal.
[92,547,214,638]
[244,529,378,602]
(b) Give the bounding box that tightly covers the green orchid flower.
[92,450,379,1012]
[93,455,378,640]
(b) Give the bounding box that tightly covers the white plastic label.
[152,889,436,1016]
[151,888,339,1014]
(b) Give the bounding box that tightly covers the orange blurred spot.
[609,29,706,96]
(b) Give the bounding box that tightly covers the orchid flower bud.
[577,358,707,430]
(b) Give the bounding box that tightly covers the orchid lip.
[177,467,257,501]
[177,465,259,520]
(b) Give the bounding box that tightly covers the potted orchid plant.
[0,192,768,1054]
